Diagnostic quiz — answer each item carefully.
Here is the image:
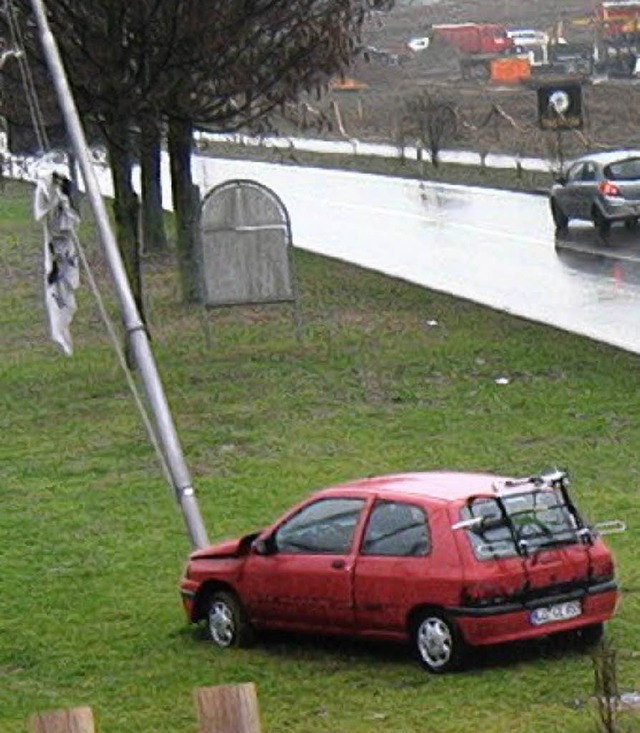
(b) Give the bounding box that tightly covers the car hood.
[189,532,260,561]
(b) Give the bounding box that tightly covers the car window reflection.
[275,498,365,555]
[361,500,430,556]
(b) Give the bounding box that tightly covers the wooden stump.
[28,707,95,733]
[195,682,261,733]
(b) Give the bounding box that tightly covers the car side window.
[274,498,365,555]
[566,163,584,183]
[581,163,597,182]
[361,501,429,556]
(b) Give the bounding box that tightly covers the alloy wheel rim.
[208,600,235,647]
[417,617,452,668]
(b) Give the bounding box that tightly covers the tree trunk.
[140,116,168,254]
[106,118,145,323]
[168,117,201,302]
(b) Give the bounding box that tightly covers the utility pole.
[29,0,210,549]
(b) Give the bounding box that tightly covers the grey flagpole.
[29,0,209,549]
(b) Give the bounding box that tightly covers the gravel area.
[305,0,640,162]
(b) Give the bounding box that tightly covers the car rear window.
[605,158,640,181]
[460,489,579,560]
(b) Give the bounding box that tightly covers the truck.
[597,0,640,36]
[431,23,514,55]
[593,1,640,76]
[428,23,518,79]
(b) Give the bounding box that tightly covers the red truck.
[432,23,515,54]
[430,23,517,79]
[592,2,640,77]
[597,1,640,36]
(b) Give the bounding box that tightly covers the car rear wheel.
[592,207,611,235]
[624,217,638,230]
[550,199,569,231]
[413,611,466,673]
[205,590,254,649]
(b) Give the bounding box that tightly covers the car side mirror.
[252,536,276,556]
[554,174,567,186]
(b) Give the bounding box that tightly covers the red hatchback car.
[180,470,619,672]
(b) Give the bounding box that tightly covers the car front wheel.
[550,199,569,231]
[413,611,466,673]
[205,590,254,649]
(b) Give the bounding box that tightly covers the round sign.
[549,90,570,114]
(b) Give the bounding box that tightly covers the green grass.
[194,138,554,194]
[1,177,639,733]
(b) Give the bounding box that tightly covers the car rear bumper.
[451,581,618,646]
[600,198,640,220]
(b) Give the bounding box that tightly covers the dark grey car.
[550,150,640,234]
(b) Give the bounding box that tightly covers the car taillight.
[599,180,621,197]
[592,556,615,583]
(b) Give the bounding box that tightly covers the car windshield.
[460,488,580,559]
[605,157,640,181]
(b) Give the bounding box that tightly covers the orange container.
[490,56,532,83]
[329,77,369,92]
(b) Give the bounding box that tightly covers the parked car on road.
[180,470,619,673]
[407,36,430,52]
[550,150,640,234]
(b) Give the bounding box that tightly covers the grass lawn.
[194,138,554,195]
[1,176,639,733]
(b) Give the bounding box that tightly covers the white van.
[507,29,550,66]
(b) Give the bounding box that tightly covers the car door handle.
[331,559,346,569]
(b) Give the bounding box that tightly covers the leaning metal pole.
[30,0,209,549]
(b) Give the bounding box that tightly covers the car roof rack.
[492,468,569,494]
[455,468,592,558]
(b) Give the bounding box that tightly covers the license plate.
[530,600,582,626]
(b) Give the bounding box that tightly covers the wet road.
[191,157,640,355]
[61,152,640,355]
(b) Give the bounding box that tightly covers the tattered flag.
[34,168,81,355]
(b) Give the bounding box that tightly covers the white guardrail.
[1,129,554,190]
[193,131,553,173]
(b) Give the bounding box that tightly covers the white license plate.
[530,600,582,626]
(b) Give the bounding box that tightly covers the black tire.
[572,622,605,650]
[205,590,254,649]
[412,611,466,673]
[592,206,611,235]
[550,199,569,231]
[624,217,638,230]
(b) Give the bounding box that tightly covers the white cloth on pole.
[34,170,81,355]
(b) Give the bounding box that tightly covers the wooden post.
[195,683,262,733]
[28,707,95,733]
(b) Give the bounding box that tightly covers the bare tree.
[139,114,168,255]
[2,0,394,304]
[1,1,161,319]
[399,88,458,169]
[155,0,395,300]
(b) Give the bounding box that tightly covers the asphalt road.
[190,156,640,356]
[26,150,640,355]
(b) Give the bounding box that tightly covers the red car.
[180,470,619,672]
